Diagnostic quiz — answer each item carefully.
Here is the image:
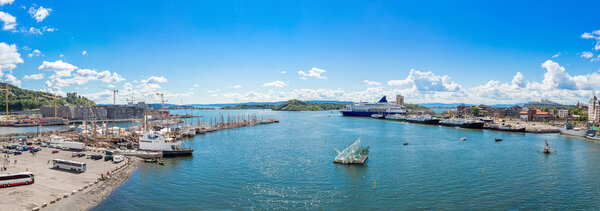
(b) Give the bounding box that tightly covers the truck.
[62,141,86,151]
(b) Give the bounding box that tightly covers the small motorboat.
[144,158,158,163]
[403,143,408,145]
[460,137,467,141]
[158,159,165,165]
[495,138,503,142]
[371,114,385,119]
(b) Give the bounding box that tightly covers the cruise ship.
[138,132,193,157]
[340,96,407,117]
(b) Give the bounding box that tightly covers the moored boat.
[559,122,594,137]
[407,114,440,125]
[371,114,385,119]
[340,96,407,117]
[441,119,484,129]
[385,114,407,122]
[139,132,193,157]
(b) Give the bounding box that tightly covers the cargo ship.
[340,96,406,117]
[440,119,484,129]
[407,114,440,125]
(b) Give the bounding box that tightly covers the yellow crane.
[101,87,119,105]
[156,92,167,113]
[42,94,59,118]
[0,84,9,121]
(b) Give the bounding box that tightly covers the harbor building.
[41,104,146,120]
[557,109,569,119]
[589,95,600,123]
[396,95,404,106]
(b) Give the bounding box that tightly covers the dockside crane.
[101,87,119,105]
[0,84,10,121]
[156,92,167,113]
[42,94,59,118]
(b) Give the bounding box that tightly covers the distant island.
[0,82,96,111]
[221,99,347,111]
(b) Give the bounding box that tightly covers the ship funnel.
[378,96,388,103]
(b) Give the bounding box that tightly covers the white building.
[589,96,600,123]
[557,109,569,119]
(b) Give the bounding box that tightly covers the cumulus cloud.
[39,60,78,79]
[230,85,242,89]
[298,67,326,79]
[582,51,594,59]
[0,0,14,6]
[28,49,41,58]
[262,80,287,87]
[281,71,286,74]
[4,74,20,86]
[23,73,44,80]
[0,43,23,71]
[511,72,524,87]
[581,29,600,51]
[0,11,16,31]
[363,80,382,86]
[81,50,87,55]
[387,69,461,92]
[141,76,167,84]
[28,6,51,22]
[193,84,199,87]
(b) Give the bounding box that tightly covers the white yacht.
[138,132,193,157]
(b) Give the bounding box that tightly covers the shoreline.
[44,157,140,211]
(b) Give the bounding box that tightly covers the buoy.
[374,179,376,190]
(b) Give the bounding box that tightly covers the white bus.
[0,172,34,188]
[52,159,87,172]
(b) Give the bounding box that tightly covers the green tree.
[552,107,558,116]
[470,107,479,117]
[543,107,549,112]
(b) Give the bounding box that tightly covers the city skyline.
[0,0,600,105]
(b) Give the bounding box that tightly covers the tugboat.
[138,132,193,157]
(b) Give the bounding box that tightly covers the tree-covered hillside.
[272,99,346,111]
[0,83,96,111]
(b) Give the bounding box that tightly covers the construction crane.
[42,94,59,118]
[101,87,119,105]
[155,92,167,113]
[0,84,9,121]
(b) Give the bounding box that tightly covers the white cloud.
[581,32,595,39]
[193,83,199,87]
[141,76,167,84]
[281,71,286,74]
[4,74,20,86]
[96,70,125,83]
[0,43,23,71]
[552,53,560,58]
[28,49,41,58]
[581,29,600,51]
[582,51,594,59]
[298,67,326,79]
[262,80,287,87]
[363,80,382,86]
[23,73,44,80]
[81,50,87,55]
[207,89,220,93]
[0,0,14,6]
[387,69,461,92]
[28,6,52,22]
[38,60,78,79]
[511,72,524,88]
[231,85,242,89]
[0,11,16,31]
[28,27,42,35]
[59,54,64,58]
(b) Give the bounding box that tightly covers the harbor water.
[89,110,600,210]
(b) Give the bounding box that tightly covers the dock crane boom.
[155,92,167,114]
[101,87,119,105]
[41,94,59,118]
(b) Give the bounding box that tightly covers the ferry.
[407,114,440,125]
[440,119,484,129]
[340,96,406,117]
[138,132,193,157]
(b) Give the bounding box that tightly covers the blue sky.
[0,0,599,104]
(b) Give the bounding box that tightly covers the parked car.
[105,150,114,155]
[90,155,103,160]
[26,142,33,146]
[40,143,47,147]
[7,145,18,149]
[1,149,8,153]
[77,153,86,157]
[13,151,22,155]
[30,147,41,152]
[5,150,14,154]
[20,146,30,151]
[52,150,59,154]
[104,155,113,161]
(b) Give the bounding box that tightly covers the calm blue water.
[89,109,600,210]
